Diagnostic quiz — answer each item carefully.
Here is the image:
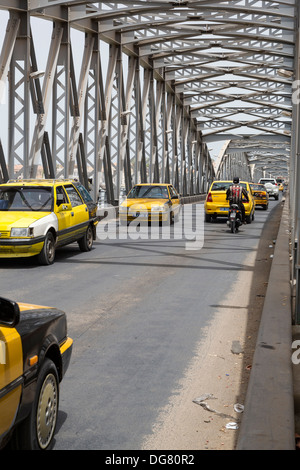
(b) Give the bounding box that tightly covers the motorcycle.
[227,203,242,233]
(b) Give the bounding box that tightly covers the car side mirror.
[171,195,178,199]
[57,202,72,212]
[0,297,20,327]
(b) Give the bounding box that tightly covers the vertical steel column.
[164,90,174,184]
[7,13,29,178]
[140,67,151,184]
[148,68,155,183]
[98,43,118,204]
[133,58,141,185]
[0,12,20,181]
[181,114,189,196]
[52,23,72,179]
[84,35,101,196]
[119,55,136,194]
[68,33,94,177]
[155,79,164,183]
[29,24,63,177]
[174,101,182,193]
[127,57,139,190]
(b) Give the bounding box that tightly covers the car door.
[63,184,89,240]
[169,185,180,216]
[55,185,74,246]
[245,183,255,213]
[0,325,23,440]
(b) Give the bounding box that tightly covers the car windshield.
[251,184,265,191]
[127,185,169,199]
[0,187,53,211]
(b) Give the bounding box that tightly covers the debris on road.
[193,394,236,420]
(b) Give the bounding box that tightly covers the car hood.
[121,198,169,209]
[0,211,49,229]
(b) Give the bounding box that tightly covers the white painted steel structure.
[1,1,300,313]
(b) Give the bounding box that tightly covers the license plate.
[132,212,148,217]
[220,207,229,211]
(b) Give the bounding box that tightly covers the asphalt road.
[0,196,283,450]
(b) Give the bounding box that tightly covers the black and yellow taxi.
[204,180,255,223]
[119,183,181,224]
[249,183,269,210]
[0,296,73,449]
[0,179,99,265]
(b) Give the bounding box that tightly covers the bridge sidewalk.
[237,196,296,450]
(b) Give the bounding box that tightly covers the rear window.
[211,182,247,191]
[259,179,275,184]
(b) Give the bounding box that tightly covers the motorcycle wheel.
[230,220,235,233]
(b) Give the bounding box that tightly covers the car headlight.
[151,205,162,211]
[11,227,34,237]
[151,204,169,211]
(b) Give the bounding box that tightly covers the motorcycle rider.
[226,177,249,224]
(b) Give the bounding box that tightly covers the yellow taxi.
[249,183,269,210]
[0,179,99,265]
[204,180,255,223]
[0,296,73,450]
[119,183,181,224]
[279,183,284,191]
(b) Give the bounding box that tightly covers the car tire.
[13,358,59,450]
[78,225,93,252]
[38,232,55,265]
[205,213,211,222]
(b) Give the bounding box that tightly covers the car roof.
[133,183,171,186]
[210,180,249,184]
[0,179,77,187]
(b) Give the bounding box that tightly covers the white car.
[258,178,279,200]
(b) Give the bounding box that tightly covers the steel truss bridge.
[0,0,300,313]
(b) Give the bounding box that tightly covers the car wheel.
[38,232,55,265]
[205,213,211,222]
[13,358,59,450]
[78,225,93,252]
